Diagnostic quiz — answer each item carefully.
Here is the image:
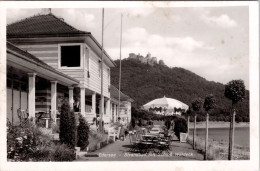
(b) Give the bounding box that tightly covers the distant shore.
[188,121,249,129]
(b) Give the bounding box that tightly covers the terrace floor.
[76,134,203,161]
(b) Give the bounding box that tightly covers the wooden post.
[193,114,197,149]
[204,113,209,160]
[228,108,236,160]
[80,86,85,116]
[187,115,190,135]
[99,8,105,133]
[92,92,96,115]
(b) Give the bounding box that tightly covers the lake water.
[189,127,249,147]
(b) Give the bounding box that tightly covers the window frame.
[98,60,102,77]
[58,43,83,69]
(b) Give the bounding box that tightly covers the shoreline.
[188,121,249,129]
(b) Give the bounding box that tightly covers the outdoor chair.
[129,132,142,153]
[116,126,121,140]
[107,128,117,143]
[156,138,171,154]
[141,128,146,135]
[136,131,144,141]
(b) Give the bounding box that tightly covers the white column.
[114,104,117,122]
[68,87,74,109]
[110,103,112,122]
[106,99,110,116]
[92,92,96,115]
[80,86,85,116]
[99,98,102,114]
[50,81,57,121]
[28,73,36,121]
[99,96,104,122]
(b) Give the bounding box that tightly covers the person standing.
[74,98,80,112]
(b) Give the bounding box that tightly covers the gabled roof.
[7,13,89,38]
[7,41,79,84]
[7,13,116,67]
[110,84,134,102]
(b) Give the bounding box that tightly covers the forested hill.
[111,58,249,122]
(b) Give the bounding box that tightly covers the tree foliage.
[111,59,249,122]
[77,114,89,150]
[174,118,188,139]
[191,98,203,112]
[225,80,246,105]
[59,102,76,147]
[203,94,216,112]
[131,118,136,129]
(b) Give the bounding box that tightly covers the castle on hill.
[128,52,165,66]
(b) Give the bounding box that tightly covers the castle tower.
[146,52,151,58]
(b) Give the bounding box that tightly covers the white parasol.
[143,96,189,115]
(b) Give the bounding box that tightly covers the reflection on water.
[189,127,249,147]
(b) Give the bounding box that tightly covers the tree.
[174,118,188,139]
[185,108,192,135]
[131,118,136,129]
[191,98,203,149]
[165,120,171,130]
[203,94,216,160]
[77,114,89,150]
[59,102,76,148]
[224,80,245,160]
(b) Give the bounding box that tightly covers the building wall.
[16,43,110,98]
[16,44,85,83]
[88,49,110,98]
[119,101,132,123]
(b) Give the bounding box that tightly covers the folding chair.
[129,132,141,153]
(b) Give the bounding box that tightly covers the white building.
[6,13,133,126]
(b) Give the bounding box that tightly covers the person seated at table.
[164,128,169,136]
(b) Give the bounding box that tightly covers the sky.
[7,7,249,89]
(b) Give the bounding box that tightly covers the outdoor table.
[139,141,154,154]
[142,134,158,142]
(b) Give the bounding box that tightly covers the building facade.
[7,13,132,126]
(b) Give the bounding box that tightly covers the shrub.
[7,119,76,161]
[52,143,75,161]
[51,122,60,134]
[59,101,76,147]
[7,120,54,161]
[77,114,89,150]
[173,118,187,139]
[7,120,42,161]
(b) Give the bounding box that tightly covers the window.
[60,45,81,67]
